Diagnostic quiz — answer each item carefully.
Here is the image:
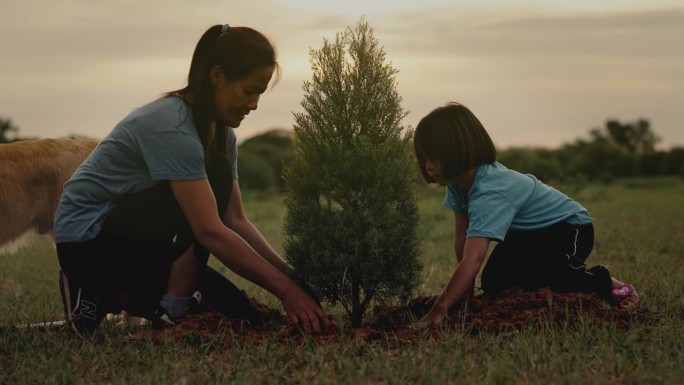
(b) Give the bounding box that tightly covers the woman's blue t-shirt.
[55,96,238,243]
[444,162,591,242]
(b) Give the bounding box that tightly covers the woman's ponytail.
[183,25,223,162]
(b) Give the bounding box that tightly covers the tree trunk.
[351,281,363,327]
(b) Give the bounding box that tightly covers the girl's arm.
[454,212,475,298]
[222,180,292,276]
[417,236,490,326]
[454,212,468,263]
[170,179,329,333]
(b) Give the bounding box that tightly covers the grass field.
[1,178,683,384]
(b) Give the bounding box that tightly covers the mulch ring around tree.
[127,288,658,346]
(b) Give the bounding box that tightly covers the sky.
[1,0,682,149]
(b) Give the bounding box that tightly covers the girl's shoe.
[610,284,638,308]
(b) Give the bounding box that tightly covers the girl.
[412,103,638,327]
[55,24,330,338]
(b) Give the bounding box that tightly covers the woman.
[55,24,330,338]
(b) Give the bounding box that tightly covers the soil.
[129,287,657,345]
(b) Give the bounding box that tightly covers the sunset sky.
[1,0,682,149]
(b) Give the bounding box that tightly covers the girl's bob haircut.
[414,102,496,183]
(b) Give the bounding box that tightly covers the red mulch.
[128,288,657,345]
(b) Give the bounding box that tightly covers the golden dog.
[0,138,144,326]
[0,138,98,252]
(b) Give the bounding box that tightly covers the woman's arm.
[417,236,490,326]
[221,180,292,276]
[170,179,329,333]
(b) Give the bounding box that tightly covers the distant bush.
[237,129,294,191]
[497,148,563,182]
[236,149,276,191]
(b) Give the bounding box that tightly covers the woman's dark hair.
[414,102,496,183]
[168,25,280,162]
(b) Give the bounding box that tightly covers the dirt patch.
[129,288,657,345]
[369,287,655,333]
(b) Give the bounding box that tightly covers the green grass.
[2,178,683,384]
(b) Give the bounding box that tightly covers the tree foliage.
[602,119,659,155]
[283,18,422,327]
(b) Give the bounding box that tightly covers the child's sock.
[159,293,199,322]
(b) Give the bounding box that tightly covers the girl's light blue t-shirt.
[444,162,591,241]
[55,96,238,243]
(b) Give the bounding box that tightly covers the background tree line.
[240,119,683,189]
[497,119,684,183]
[2,116,682,190]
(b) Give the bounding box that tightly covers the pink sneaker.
[610,284,638,307]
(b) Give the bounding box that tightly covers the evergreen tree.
[283,18,422,327]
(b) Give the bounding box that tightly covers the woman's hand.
[280,284,331,334]
[411,295,448,329]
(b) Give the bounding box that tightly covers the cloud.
[1,0,682,147]
[378,5,684,58]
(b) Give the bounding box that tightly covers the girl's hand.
[280,285,331,334]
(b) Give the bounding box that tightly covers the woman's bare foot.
[611,278,639,310]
